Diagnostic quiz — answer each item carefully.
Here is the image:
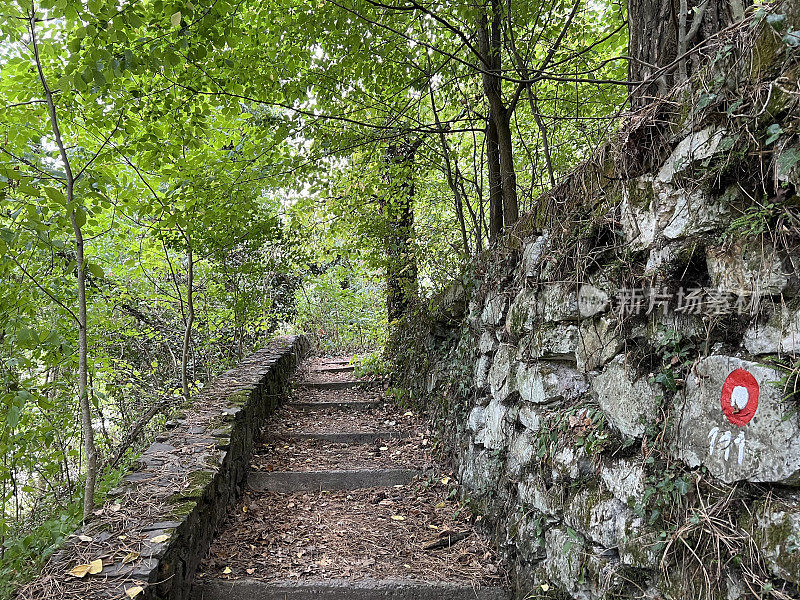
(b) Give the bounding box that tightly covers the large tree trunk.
[628,0,738,107]
[384,140,420,323]
[486,119,503,243]
[478,0,518,232]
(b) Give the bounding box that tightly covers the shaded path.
[192,356,508,599]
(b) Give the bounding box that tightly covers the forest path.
[192,356,508,599]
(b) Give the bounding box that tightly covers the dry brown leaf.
[89,559,103,575]
[390,515,405,521]
[123,551,140,564]
[125,586,145,598]
[222,566,232,574]
[77,535,92,542]
[66,564,92,578]
[150,534,170,544]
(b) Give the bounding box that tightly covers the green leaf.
[170,11,182,27]
[44,187,67,205]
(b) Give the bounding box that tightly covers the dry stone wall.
[18,335,311,600]
[392,7,800,597]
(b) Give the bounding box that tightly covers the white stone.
[506,288,537,335]
[467,405,487,432]
[542,527,585,592]
[621,175,727,249]
[576,317,622,373]
[478,330,499,354]
[674,355,800,484]
[743,305,800,355]
[518,404,542,431]
[706,241,788,296]
[527,324,580,361]
[599,458,646,506]
[481,290,508,326]
[515,363,587,405]
[488,344,516,400]
[656,126,727,184]
[577,284,610,317]
[520,234,549,277]
[474,354,492,389]
[753,494,800,584]
[517,474,561,516]
[539,283,580,322]
[474,397,511,450]
[564,488,640,549]
[507,431,536,478]
[592,355,661,438]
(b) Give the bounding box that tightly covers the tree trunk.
[477,0,518,231]
[628,0,736,107]
[486,118,503,243]
[181,244,194,401]
[30,9,97,522]
[384,140,420,323]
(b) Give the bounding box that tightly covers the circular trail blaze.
[720,368,759,427]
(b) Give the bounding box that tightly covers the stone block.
[481,290,508,326]
[674,355,800,484]
[506,431,537,478]
[473,397,512,450]
[706,240,789,296]
[743,304,800,355]
[599,458,645,506]
[751,494,800,584]
[520,234,549,278]
[541,527,585,592]
[577,284,610,318]
[517,474,563,517]
[539,283,580,322]
[564,487,640,550]
[576,317,622,373]
[506,288,537,335]
[592,356,661,438]
[656,126,728,184]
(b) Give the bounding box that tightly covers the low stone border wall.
[18,335,311,600]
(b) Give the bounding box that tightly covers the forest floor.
[193,356,508,598]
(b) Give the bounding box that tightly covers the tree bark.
[384,140,420,323]
[477,0,518,231]
[30,8,97,522]
[628,0,735,107]
[486,118,503,243]
[181,244,194,401]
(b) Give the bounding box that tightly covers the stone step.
[313,365,356,374]
[279,431,411,444]
[296,380,373,391]
[287,400,381,410]
[193,578,509,600]
[248,468,421,492]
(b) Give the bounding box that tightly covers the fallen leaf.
[89,559,103,575]
[391,515,406,521]
[246,568,255,575]
[441,477,451,485]
[126,586,144,598]
[150,534,170,544]
[67,564,92,578]
[222,567,232,574]
[123,552,140,565]
[78,535,93,542]
[110,503,122,512]
[242,506,247,513]
[541,584,550,592]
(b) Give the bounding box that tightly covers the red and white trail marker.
[720,368,759,427]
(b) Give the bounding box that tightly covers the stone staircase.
[192,357,509,600]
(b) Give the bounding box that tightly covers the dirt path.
[192,356,508,599]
